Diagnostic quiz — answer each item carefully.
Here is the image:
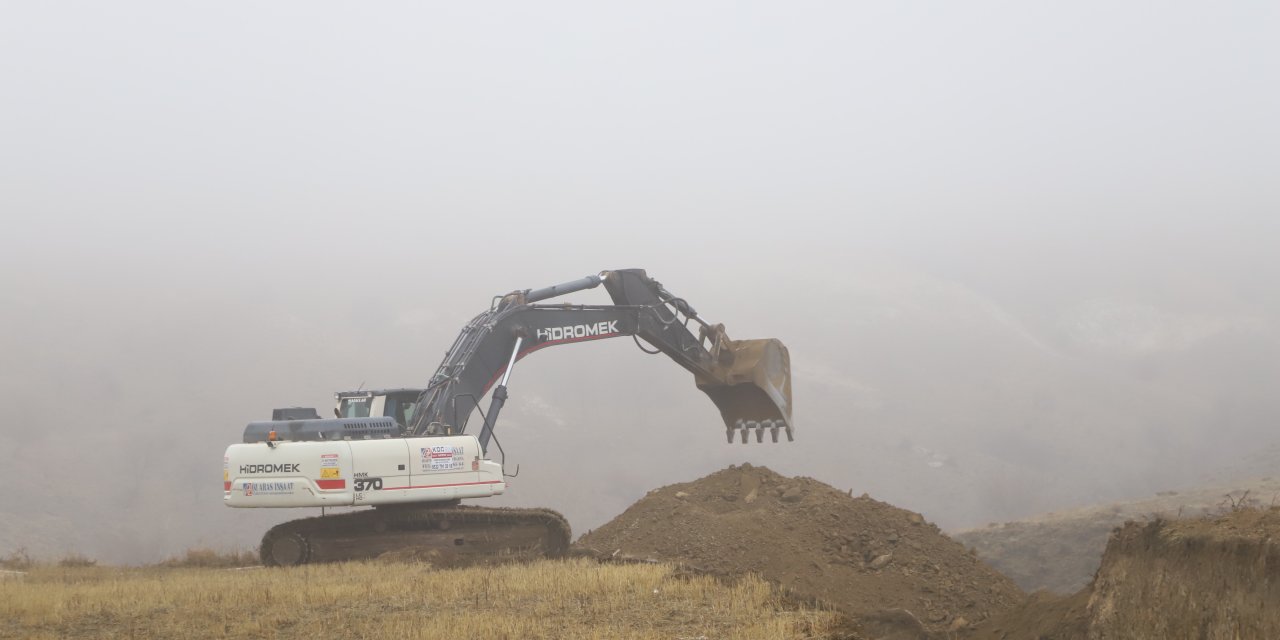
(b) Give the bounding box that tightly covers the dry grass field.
[0,558,836,639]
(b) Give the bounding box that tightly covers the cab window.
[340,398,371,418]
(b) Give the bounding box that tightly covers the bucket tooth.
[755,424,764,443]
[728,419,742,444]
[769,420,780,443]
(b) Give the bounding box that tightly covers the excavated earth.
[953,475,1280,594]
[574,464,1024,635]
[1085,508,1280,639]
[968,507,1280,640]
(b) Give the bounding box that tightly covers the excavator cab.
[334,389,424,428]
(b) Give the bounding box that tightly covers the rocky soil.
[574,464,1024,635]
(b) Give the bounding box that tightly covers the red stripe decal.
[384,480,503,491]
[316,479,346,490]
[224,481,231,491]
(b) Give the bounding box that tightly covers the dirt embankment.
[968,507,1280,640]
[574,464,1023,635]
[953,476,1280,594]
[1086,509,1280,639]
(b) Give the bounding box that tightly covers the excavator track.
[259,505,571,567]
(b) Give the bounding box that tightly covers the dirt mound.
[574,464,1023,634]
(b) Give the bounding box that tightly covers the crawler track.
[260,505,571,567]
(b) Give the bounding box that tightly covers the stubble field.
[0,558,836,640]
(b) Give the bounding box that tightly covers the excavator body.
[225,269,792,567]
[224,434,504,509]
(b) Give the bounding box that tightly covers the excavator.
[224,269,793,566]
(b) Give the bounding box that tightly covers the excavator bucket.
[695,333,794,444]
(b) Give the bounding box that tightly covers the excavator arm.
[406,269,793,448]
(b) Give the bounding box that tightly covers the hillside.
[953,474,1280,593]
[968,507,1280,640]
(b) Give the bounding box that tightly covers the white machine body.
[223,434,506,508]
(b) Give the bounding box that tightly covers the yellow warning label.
[320,468,340,479]
[223,470,229,481]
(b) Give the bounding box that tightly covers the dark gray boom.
[408,269,793,450]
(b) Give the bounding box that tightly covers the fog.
[1,2,1277,563]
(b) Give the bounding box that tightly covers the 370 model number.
[354,478,383,491]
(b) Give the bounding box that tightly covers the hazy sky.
[1,2,1277,562]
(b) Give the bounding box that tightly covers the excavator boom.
[406,269,793,445]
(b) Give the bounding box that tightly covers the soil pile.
[574,464,1023,634]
